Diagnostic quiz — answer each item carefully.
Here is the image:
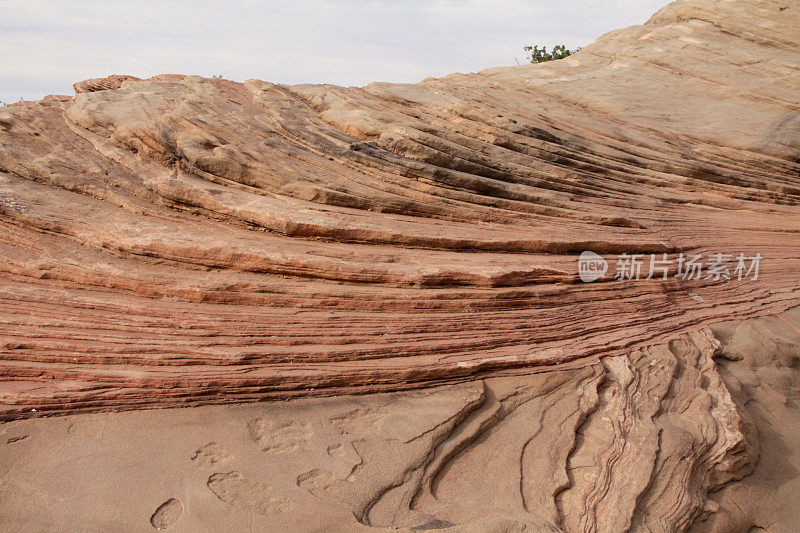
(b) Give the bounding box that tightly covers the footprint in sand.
[330,406,385,436]
[296,469,338,494]
[247,418,313,453]
[327,443,345,457]
[207,471,292,515]
[150,498,183,530]
[190,442,232,468]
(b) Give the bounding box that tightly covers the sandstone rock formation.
[1,308,798,531]
[0,0,799,530]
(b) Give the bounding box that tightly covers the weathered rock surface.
[0,0,799,529]
[1,308,798,531]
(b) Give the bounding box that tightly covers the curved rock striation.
[1,308,798,530]
[0,0,799,419]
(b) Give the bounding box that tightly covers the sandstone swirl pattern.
[0,1,800,531]
[2,310,798,531]
[0,0,798,422]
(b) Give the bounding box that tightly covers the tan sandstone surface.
[0,0,799,530]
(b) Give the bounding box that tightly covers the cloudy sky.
[1,0,671,104]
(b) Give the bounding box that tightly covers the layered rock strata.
[1,308,798,531]
[0,0,798,421]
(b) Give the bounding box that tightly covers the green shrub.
[524,44,581,63]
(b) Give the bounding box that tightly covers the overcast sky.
[1,0,671,104]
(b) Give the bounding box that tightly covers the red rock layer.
[0,0,798,418]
